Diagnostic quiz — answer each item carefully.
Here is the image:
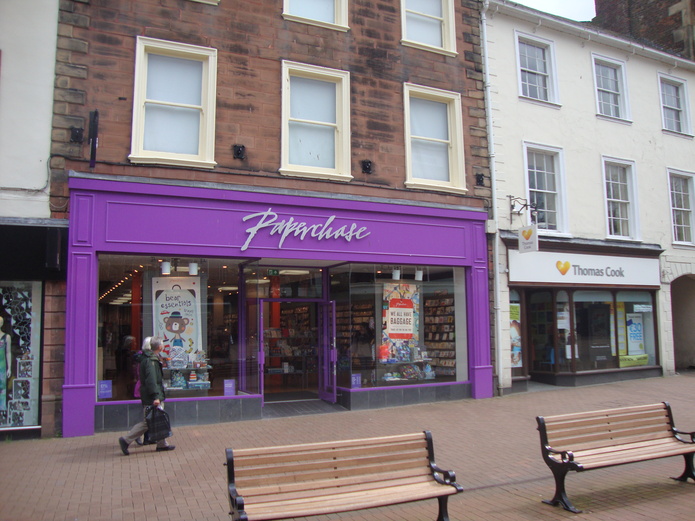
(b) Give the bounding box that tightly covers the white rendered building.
[483,0,695,392]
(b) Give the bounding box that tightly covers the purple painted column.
[62,193,99,437]
[466,224,494,399]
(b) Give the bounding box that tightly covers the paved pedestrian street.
[2,373,695,521]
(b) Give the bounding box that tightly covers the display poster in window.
[152,277,204,367]
[0,281,42,430]
[620,312,648,367]
[379,283,420,362]
[510,303,522,368]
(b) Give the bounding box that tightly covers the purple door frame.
[63,175,493,437]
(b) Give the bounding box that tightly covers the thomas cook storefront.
[62,175,492,437]
[507,246,663,388]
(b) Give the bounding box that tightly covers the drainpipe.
[480,0,505,395]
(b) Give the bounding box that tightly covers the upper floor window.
[603,158,639,239]
[593,54,630,121]
[524,144,565,233]
[404,83,465,194]
[516,33,558,104]
[659,73,692,135]
[669,170,694,244]
[283,0,349,31]
[280,61,351,181]
[401,0,457,56]
[129,37,217,168]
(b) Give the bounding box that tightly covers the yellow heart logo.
[521,229,533,240]
[556,261,571,275]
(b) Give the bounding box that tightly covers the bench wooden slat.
[244,481,456,521]
[226,430,463,521]
[536,402,695,514]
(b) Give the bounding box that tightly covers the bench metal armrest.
[672,428,695,443]
[545,445,574,464]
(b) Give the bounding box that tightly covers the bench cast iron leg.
[436,496,451,521]
[543,466,581,514]
[671,453,695,482]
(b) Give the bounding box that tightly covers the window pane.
[289,120,336,168]
[617,291,657,367]
[144,104,201,155]
[407,0,443,17]
[412,139,449,181]
[288,0,335,24]
[147,54,203,106]
[596,63,620,117]
[410,97,448,140]
[671,175,693,242]
[662,81,683,132]
[528,151,558,230]
[605,164,630,237]
[406,12,443,47]
[290,76,336,124]
[519,42,549,101]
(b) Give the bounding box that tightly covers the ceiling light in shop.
[218,286,238,292]
[245,279,270,284]
[278,269,310,276]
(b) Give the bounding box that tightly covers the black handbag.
[145,405,173,442]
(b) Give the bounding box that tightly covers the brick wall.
[52,0,491,208]
[41,281,66,437]
[593,0,694,59]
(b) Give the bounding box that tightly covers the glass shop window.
[616,291,657,367]
[334,264,468,389]
[97,255,255,401]
[573,290,617,371]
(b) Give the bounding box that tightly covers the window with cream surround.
[401,0,457,56]
[404,83,465,194]
[281,61,352,181]
[515,32,559,104]
[603,157,639,240]
[524,143,566,233]
[669,170,695,244]
[129,37,217,168]
[659,73,692,135]
[593,54,630,121]
[283,0,349,31]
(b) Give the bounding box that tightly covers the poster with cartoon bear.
[152,277,203,368]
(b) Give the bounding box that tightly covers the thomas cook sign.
[508,251,660,287]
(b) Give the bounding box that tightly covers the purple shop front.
[63,175,493,437]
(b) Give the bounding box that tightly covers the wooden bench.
[536,402,695,513]
[225,430,463,521]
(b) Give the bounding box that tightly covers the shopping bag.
[145,406,173,442]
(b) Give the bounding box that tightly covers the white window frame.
[659,73,693,136]
[404,83,466,194]
[602,157,640,240]
[283,0,349,32]
[280,61,352,181]
[401,0,457,57]
[129,37,217,168]
[668,169,695,245]
[592,53,631,122]
[523,143,567,235]
[514,32,559,105]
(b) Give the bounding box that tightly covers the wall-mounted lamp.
[189,262,199,276]
[415,268,423,281]
[233,144,246,160]
[392,268,401,280]
[161,261,171,275]
[361,159,373,174]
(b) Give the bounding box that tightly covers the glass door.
[318,301,337,403]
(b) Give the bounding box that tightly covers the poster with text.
[510,303,522,368]
[380,283,420,362]
[152,277,203,367]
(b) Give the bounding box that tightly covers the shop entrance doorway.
[258,299,336,403]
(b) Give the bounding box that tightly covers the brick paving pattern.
[2,373,695,520]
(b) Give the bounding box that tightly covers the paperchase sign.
[508,250,660,286]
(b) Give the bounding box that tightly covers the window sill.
[279,167,353,182]
[128,154,216,169]
[282,14,349,32]
[404,180,468,195]
[662,128,694,139]
[401,40,457,58]
[518,96,561,109]
[596,114,633,125]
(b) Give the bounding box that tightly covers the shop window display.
[334,264,466,388]
[0,281,42,429]
[524,288,657,375]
